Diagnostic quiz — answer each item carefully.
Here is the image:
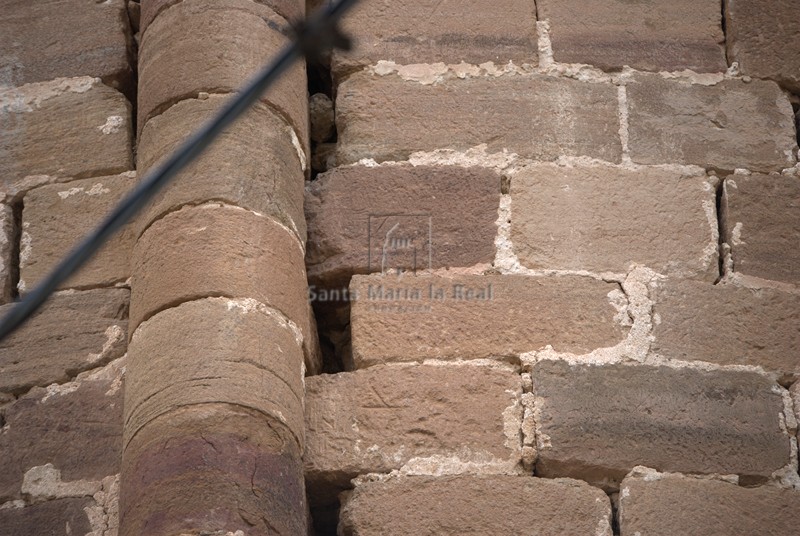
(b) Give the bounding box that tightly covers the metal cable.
[0,0,359,342]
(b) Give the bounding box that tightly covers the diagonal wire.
[0,0,359,342]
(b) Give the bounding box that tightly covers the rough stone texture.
[725,0,800,92]
[532,360,791,489]
[137,0,308,153]
[125,298,306,450]
[349,274,627,368]
[309,92,335,144]
[0,0,132,90]
[20,173,137,291]
[337,72,622,165]
[121,403,306,536]
[626,74,798,172]
[135,95,306,241]
[339,475,611,536]
[332,0,538,77]
[538,0,725,72]
[0,289,129,396]
[0,368,123,501]
[722,174,800,286]
[0,78,133,194]
[140,0,304,36]
[0,498,93,536]
[0,203,14,304]
[511,163,718,279]
[651,279,800,378]
[305,364,522,498]
[791,382,800,442]
[130,205,320,372]
[620,470,800,535]
[306,165,500,288]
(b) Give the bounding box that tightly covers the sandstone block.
[349,274,627,368]
[340,475,611,536]
[511,163,718,279]
[626,74,797,172]
[651,279,800,378]
[20,173,136,291]
[121,403,306,536]
[0,78,133,192]
[722,174,800,286]
[125,298,306,451]
[306,165,500,288]
[537,0,725,72]
[0,499,93,536]
[0,365,123,501]
[137,0,308,152]
[336,72,622,165]
[130,205,319,372]
[332,0,537,77]
[725,0,800,92]
[0,289,129,396]
[791,382,800,442]
[0,0,132,89]
[620,470,800,535]
[0,203,14,304]
[305,364,522,496]
[141,0,304,36]
[532,360,791,489]
[135,95,306,241]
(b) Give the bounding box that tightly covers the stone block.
[511,163,719,279]
[350,274,627,368]
[538,0,726,72]
[336,72,622,165]
[20,173,137,291]
[306,165,500,288]
[722,173,800,285]
[626,73,797,172]
[0,289,129,396]
[532,360,791,489]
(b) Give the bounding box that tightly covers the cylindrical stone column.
[120,1,318,535]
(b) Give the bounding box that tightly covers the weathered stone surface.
[538,0,725,72]
[0,203,14,304]
[137,0,308,152]
[651,279,800,377]
[0,289,129,396]
[20,173,136,291]
[722,174,800,286]
[791,382,800,442]
[0,0,132,89]
[135,95,306,241]
[306,165,500,288]
[121,403,306,536]
[332,0,537,77]
[349,274,627,368]
[511,163,718,279]
[305,364,522,494]
[337,72,622,165]
[141,0,304,35]
[627,74,797,172]
[309,92,334,144]
[620,470,800,535]
[0,364,123,501]
[0,78,133,193]
[130,205,320,372]
[0,498,93,536]
[340,475,611,536]
[125,298,306,450]
[725,0,800,92]
[532,360,791,489]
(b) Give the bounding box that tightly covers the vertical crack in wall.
[720,0,730,67]
[9,199,23,301]
[714,176,727,284]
